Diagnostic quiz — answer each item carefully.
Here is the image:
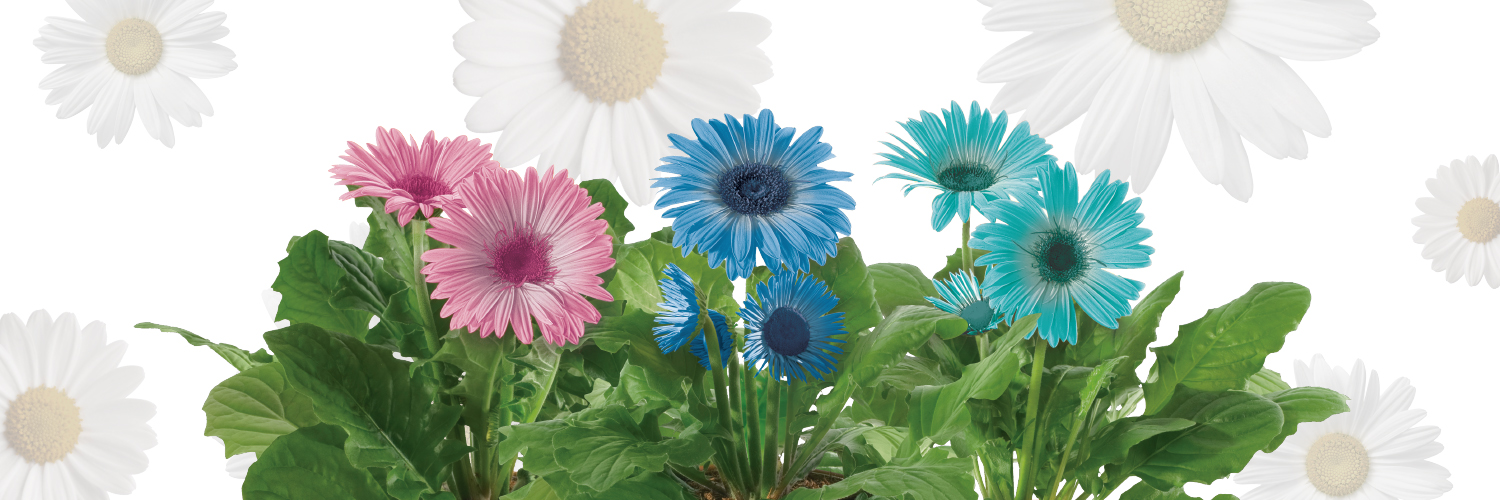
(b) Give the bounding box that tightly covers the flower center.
[718,163,791,216]
[957,299,995,333]
[1305,433,1370,497]
[763,306,811,357]
[395,175,452,203]
[1032,230,1091,284]
[4,387,83,464]
[1456,198,1500,243]
[558,0,668,104]
[105,18,163,75]
[488,231,558,286]
[1114,0,1229,53]
[937,163,998,192]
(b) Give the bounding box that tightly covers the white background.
[0,0,1493,498]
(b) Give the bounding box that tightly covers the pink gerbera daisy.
[422,166,615,345]
[331,127,497,226]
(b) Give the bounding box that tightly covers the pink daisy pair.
[332,128,614,345]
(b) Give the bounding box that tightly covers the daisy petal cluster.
[332,127,499,226]
[1413,155,1500,288]
[35,0,237,147]
[742,271,847,382]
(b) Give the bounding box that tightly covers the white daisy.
[1413,155,1500,288]
[452,0,772,204]
[1235,355,1452,499]
[208,437,254,480]
[0,311,156,499]
[975,0,1378,201]
[34,0,237,148]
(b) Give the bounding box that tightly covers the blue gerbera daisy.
[876,101,1055,232]
[689,310,735,370]
[742,271,846,382]
[653,263,705,355]
[926,270,1002,335]
[971,162,1154,347]
[652,109,856,280]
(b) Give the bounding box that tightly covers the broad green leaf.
[607,363,688,420]
[605,238,739,324]
[497,405,710,494]
[908,347,1023,444]
[803,237,881,334]
[787,453,978,500]
[1105,387,1145,422]
[841,306,969,391]
[271,231,374,340]
[266,324,467,500]
[240,425,388,500]
[931,246,989,283]
[1108,389,1284,491]
[1063,272,1183,372]
[1144,282,1311,414]
[136,322,271,371]
[1242,368,1292,396]
[1078,417,1195,471]
[868,263,939,317]
[1120,482,1204,500]
[430,329,507,428]
[353,190,414,280]
[583,308,705,380]
[1261,386,1349,451]
[579,179,635,243]
[203,363,319,458]
[326,239,408,318]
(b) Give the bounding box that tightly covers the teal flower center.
[957,300,995,333]
[489,231,557,285]
[395,175,451,203]
[763,306,811,356]
[1032,230,1091,284]
[937,163,998,192]
[719,163,791,216]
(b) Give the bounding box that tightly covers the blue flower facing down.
[742,271,847,382]
[652,109,856,280]
[876,101,1055,232]
[653,263,703,355]
[927,270,1002,335]
[972,162,1153,347]
[689,310,735,370]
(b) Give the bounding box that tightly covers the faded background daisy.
[0,0,1495,497]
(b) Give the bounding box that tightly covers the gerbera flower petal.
[332,127,498,226]
[742,272,846,382]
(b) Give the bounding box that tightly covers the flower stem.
[961,218,973,273]
[762,376,781,492]
[408,219,444,357]
[744,363,763,497]
[1016,336,1049,500]
[701,312,747,498]
[494,344,561,497]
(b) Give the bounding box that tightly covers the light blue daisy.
[689,311,735,370]
[742,271,846,382]
[971,162,1153,347]
[876,101,1055,232]
[653,263,704,355]
[652,109,856,281]
[926,270,1002,335]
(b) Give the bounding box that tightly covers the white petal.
[1193,36,1300,160]
[65,0,121,31]
[453,19,560,68]
[1078,47,1173,190]
[578,105,616,183]
[1222,0,1379,61]
[1026,29,1135,136]
[463,66,566,133]
[612,101,659,205]
[133,80,175,147]
[160,11,228,42]
[978,24,1092,83]
[493,88,588,166]
[151,0,213,34]
[666,12,769,56]
[53,62,115,119]
[461,0,574,22]
[1171,57,1254,199]
[1216,34,1332,137]
[990,71,1052,113]
[160,42,237,79]
[981,0,1112,32]
[1365,462,1452,500]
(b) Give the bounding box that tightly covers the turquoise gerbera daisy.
[926,270,1002,335]
[876,101,1055,232]
[652,109,856,280]
[971,162,1153,346]
[742,271,846,382]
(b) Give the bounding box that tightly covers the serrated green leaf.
[136,322,271,371]
[868,263,939,317]
[271,231,375,340]
[203,363,319,458]
[266,324,467,500]
[353,193,414,278]
[583,308,705,380]
[240,424,388,500]
[1261,386,1348,451]
[327,239,408,318]
[431,329,507,426]
[1144,282,1311,414]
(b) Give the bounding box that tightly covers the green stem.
[745,367,763,498]
[493,344,561,498]
[961,218,974,274]
[774,379,801,498]
[762,377,781,491]
[1016,337,1049,500]
[449,425,477,499]
[702,313,747,498]
[408,219,444,357]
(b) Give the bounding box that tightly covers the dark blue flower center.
[395,174,451,203]
[763,306,810,356]
[718,163,790,216]
[937,163,997,192]
[1032,230,1089,284]
[957,299,994,333]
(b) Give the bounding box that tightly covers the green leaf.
[841,306,969,391]
[1078,417,1195,471]
[326,239,408,318]
[605,238,739,324]
[1063,272,1182,373]
[136,322,271,371]
[584,308,705,380]
[1144,282,1311,414]
[1242,368,1292,396]
[789,453,978,500]
[497,405,710,495]
[271,231,375,340]
[868,263,939,317]
[353,193,414,278]
[579,179,635,243]
[1119,482,1201,500]
[908,346,1023,444]
[802,237,881,334]
[430,329,508,427]
[1261,386,1349,451]
[1108,389,1284,491]
[203,363,320,458]
[266,324,467,500]
[932,246,989,284]
[241,425,388,500]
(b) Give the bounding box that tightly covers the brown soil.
[691,465,856,500]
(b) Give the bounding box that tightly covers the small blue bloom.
[876,101,1055,232]
[742,271,847,382]
[689,310,735,370]
[927,270,1002,335]
[972,162,1153,347]
[652,109,856,280]
[653,263,703,355]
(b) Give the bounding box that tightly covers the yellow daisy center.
[1304,433,1369,497]
[1114,0,1229,53]
[106,18,164,75]
[4,387,83,464]
[558,0,667,104]
[1456,198,1500,243]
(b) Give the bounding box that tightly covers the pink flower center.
[396,175,452,203]
[488,231,558,286]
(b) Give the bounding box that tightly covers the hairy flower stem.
[408,219,444,357]
[762,378,782,491]
[744,365,764,497]
[702,313,749,499]
[1016,337,1049,500]
[773,379,802,499]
